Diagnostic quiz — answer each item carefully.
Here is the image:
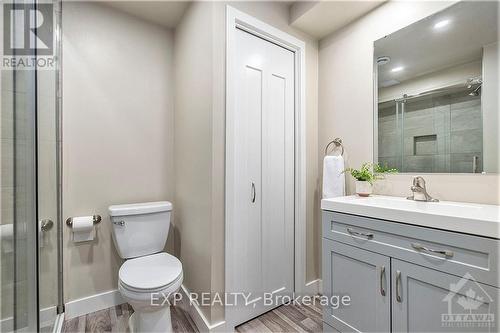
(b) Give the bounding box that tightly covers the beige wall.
[62,2,175,302]
[173,0,215,321]
[319,0,499,205]
[174,1,319,324]
[61,1,320,323]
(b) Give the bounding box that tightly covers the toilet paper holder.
[66,215,102,227]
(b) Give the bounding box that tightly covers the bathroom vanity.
[321,195,500,332]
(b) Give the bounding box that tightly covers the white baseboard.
[304,279,323,295]
[40,306,58,328]
[178,285,226,333]
[65,289,124,319]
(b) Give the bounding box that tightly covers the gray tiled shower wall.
[378,92,482,173]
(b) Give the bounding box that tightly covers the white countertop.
[321,195,500,239]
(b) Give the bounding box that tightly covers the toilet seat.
[119,252,183,292]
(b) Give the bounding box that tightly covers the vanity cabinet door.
[323,239,390,332]
[392,259,499,333]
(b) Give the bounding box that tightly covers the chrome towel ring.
[325,138,344,156]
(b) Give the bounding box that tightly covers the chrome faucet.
[407,176,439,202]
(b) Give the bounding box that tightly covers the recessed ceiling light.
[434,19,450,29]
[391,66,404,72]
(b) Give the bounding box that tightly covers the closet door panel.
[233,29,264,305]
[262,44,295,295]
[229,28,295,325]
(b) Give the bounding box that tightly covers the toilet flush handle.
[113,220,125,226]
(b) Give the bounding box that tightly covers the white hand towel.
[322,155,346,198]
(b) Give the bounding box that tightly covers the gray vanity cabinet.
[323,239,390,332]
[392,259,499,333]
[322,210,500,333]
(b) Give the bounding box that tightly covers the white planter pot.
[355,181,372,197]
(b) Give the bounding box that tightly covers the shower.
[0,1,64,332]
[377,82,484,173]
[467,77,482,96]
[469,84,482,96]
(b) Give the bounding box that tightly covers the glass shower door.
[377,100,403,171]
[37,1,62,330]
[1,4,39,331]
[401,95,451,173]
[1,1,62,332]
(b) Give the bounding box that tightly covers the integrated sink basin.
[321,195,500,239]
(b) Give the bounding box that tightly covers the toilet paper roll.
[72,216,95,243]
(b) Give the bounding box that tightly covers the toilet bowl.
[109,201,182,333]
[119,253,183,332]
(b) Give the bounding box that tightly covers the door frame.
[225,5,307,329]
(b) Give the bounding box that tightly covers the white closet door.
[230,27,295,325]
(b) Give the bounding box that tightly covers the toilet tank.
[109,201,172,259]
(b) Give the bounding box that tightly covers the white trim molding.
[64,289,124,320]
[178,285,226,333]
[225,5,307,330]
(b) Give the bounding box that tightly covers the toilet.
[109,201,182,333]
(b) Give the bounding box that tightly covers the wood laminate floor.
[62,300,323,333]
[62,304,197,333]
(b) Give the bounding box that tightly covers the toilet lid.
[119,252,182,291]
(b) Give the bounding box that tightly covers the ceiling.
[375,1,499,85]
[290,1,385,40]
[101,1,386,39]
[103,1,190,29]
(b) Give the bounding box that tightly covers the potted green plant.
[343,163,398,197]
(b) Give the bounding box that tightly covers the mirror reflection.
[374,1,499,174]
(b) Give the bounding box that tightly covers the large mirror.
[374,1,499,174]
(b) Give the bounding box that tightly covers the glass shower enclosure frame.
[0,1,63,332]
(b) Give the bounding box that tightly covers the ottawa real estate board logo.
[441,273,495,329]
[2,3,54,70]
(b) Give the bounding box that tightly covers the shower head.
[469,84,482,96]
[466,77,482,89]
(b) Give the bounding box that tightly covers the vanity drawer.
[323,211,500,287]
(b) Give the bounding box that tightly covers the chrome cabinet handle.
[251,182,256,203]
[346,228,374,239]
[396,270,402,303]
[411,242,453,258]
[380,265,386,296]
[113,221,125,226]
